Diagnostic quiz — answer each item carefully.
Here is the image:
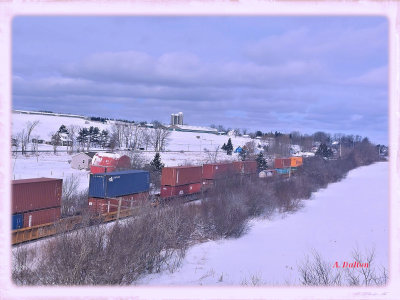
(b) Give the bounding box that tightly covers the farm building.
[168,125,218,134]
[71,152,97,170]
[90,152,131,173]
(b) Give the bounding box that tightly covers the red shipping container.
[232,161,257,174]
[202,179,215,191]
[23,206,61,228]
[161,166,202,186]
[274,158,292,169]
[160,183,202,198]
[88,192,149,214]
[12,178,62,214]
[202,163,234,180]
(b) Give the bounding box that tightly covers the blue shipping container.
[89,170,150,198]
[12,213,23,230]
[275,168,291,174]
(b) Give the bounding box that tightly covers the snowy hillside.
[11,111,261,190]
[138,162,388,285]
[11,111,257,152]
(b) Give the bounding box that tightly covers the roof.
[72,152,93,159]
[91,170,149,176]
[13,178,62,184]
[163,165,202,169]
[168,125,218,133]
[86,152,97,158]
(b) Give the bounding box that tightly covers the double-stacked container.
[12,178,62,229]
[88,170,150,214]
[160,166,202,199]
[289,157,303,171]
[202,162,235,190]
[274,158,295,174]
[232,161,258,175]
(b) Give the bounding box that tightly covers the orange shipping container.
[290,157,303,167]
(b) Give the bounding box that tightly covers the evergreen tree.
[150,152,164,171]
[239,148,247,161]
[77,128,89,150]
[226,138,233,155]
[100,130,109,148]
[316,143,333,158]
[256,152,268,170]
[58,124,68,134]
[221,143,227,151]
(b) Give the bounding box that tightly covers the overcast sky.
[12,16,388,144]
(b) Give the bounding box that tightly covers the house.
[71,152,97,170]
[234,146,243,153]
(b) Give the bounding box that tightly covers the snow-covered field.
[137,161,388,286]
[12,111,257,152]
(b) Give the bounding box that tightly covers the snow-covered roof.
[169,125,217,133]
[92,152,123,165]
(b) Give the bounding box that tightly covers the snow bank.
[138,162,388,286]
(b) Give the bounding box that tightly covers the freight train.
[11,156,302,245]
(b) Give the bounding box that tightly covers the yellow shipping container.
[290,157,303,167]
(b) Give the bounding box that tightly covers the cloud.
[345,66,388,87]
[60,51,325,89]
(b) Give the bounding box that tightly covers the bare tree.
[233,128,241,137]
[26,120,39,144]
[141,127,152,150]
[67,125,78,154]
[298,249,387,286]
[150,122,171,151]
[204,146,220,163]
[50,132,61,154]
[17,130,29,156]
[110,123,124,149]
[30,135,40,156]
[11,135,20,156]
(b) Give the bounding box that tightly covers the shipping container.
[161,166,202,186]
[202,163,234,180]
[275,168,291,175]
[12,178,62,214]
[160,183,202,198]
[202,179,215,191]
[88,192,149,214]
[290,157,303,167]
[23,206,61,228]
[89,170,150,198]
[274,158,292,169]
[232,161,257,174]
[12,214,23,230]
